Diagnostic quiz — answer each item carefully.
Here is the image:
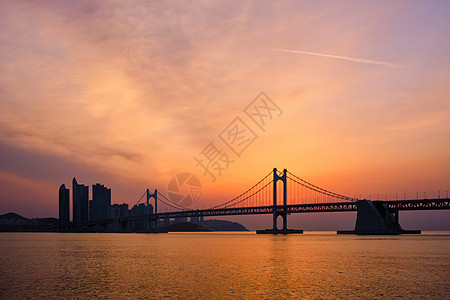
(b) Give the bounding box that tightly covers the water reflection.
[0,232,449,298]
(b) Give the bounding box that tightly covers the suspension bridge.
[127,168,449,234]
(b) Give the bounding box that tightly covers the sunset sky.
[0,1,449,229]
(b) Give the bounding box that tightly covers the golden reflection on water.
[1,232,449,299]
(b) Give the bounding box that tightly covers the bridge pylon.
[146,189,157,232]
[257,168,303,234]
[273,168,287,231]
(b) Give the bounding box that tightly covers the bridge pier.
[338,200,421,235]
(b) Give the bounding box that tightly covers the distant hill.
[0,212,59,232]
[200,219,248,231]
[159,219,248,232]
[0,212,248,233]
[160,222,209,232]
[0,212,27,220]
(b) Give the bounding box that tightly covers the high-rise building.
[131,203,148,216]
[130,203,150,232]
[90,183,112,221]
[107,203,129,219]
[58,184,70,228]
[73,177,88,223]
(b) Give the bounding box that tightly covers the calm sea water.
[1,232,449,299]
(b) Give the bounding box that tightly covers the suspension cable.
[157,196,188,211]
[287,171,356,201]
[207,171,273,209]
[133,191,147,207]
[211,181,273,209]
[157,191,190,210]
[288,175,351,201]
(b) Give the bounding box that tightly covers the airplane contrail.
[268,48,398,67]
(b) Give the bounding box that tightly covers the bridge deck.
[74,199,449,226]
[140,198,449,221]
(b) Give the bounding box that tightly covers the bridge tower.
[257,168,303,234]
[146,189,157,232]
[273,168,287,231]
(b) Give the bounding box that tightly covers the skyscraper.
[90,183,111,221]
[58,184,70,228]
[72,177,88,223]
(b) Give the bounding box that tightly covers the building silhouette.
[107,203,129,219]
[58,184,70,229]
[90,183,111,221]
[58,179,158,232]
[72,178,88,223]
[130,203,148,231]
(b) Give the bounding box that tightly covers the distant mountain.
[160,222,209,232]
[159,219,248,232]
[200,219,248,231]
[0,212,59,232]
[0,212,248,233]
[0,212,27,220]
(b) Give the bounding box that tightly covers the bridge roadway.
[71,198,449,229]
[124,198,449,222]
